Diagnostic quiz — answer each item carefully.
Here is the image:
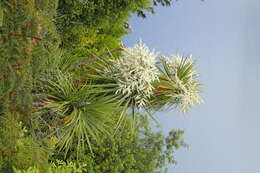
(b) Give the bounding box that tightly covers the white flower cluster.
[110,42,159,107]
[167,55,194,68]
[164,55,203,113]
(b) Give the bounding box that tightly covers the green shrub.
[0,115,50,173]
[50,116,187,173]
[13,167,40,173]
[61,25,122,57]
[56,0,152,57]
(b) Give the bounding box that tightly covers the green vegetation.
[0,0,202,172]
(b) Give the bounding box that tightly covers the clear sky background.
[124,0,260,172]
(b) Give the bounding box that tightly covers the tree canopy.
[0,0,202,172]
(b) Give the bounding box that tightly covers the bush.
[57,0,152,57]
[50,116,187,173]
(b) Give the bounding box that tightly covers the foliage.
[150,55,203,113]
[60,25,123,57]
[51,116,187,173]
[0,115,50,173]
[0,0,58,172]
[13,160,87,173]
[31,0,61,79]
[57,0,152,29]
[84,45,203,114]
[56,0,153,57]
[50,160,88,173]
[36,70,122,158]
[13,167,40,173]
[0,0,202,172]
[0,0,38,124]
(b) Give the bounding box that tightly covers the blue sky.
[124,0,260,172]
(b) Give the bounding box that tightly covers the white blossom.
[163,55,203,113]
[107,42,159,107]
